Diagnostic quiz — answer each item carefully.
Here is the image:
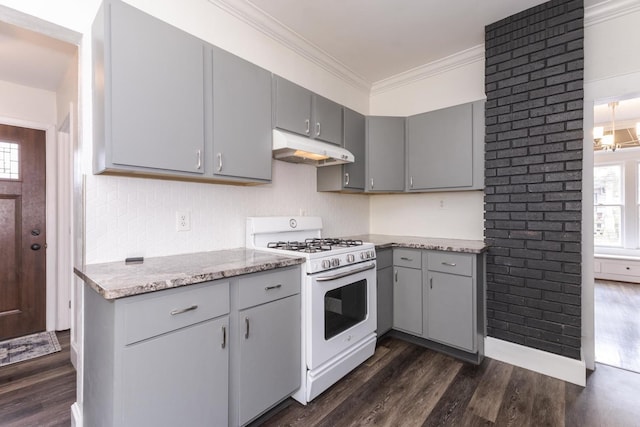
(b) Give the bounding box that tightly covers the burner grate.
[267,238,363,253]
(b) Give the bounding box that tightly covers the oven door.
[306,261,377,370]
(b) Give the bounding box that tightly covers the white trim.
[208,0,370,92]
[370,45,485,95]
[585,0,640,27]
[71,402,83,427]
[485,337,586,386]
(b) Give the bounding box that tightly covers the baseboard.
[71,402,82,427]
[484,337,586,387]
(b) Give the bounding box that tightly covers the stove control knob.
[369,250,375,258]
[365,251,371,259]
[347,254,355,263]
[360,252,365,260]
[331,258,340,267]
[322,260,331,269]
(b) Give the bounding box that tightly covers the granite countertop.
[345,234,487,254]
[74,248,305,300]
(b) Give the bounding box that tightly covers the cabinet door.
[238,295,301,425]
[366,116,405,192]
[407,103,473,190]
[212,47,272,181]
[377,265,393,335]
[108,0,205,173]
[313,95,343,145]
[121,317,228,427]
[343,108,366,190]
[392,266,422,335]
[426,272,475,352]
[274,76,312,137]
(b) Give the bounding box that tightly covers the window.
[594,164,623,247]
[0,141,19,180]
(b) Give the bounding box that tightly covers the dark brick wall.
[484,0,583,359]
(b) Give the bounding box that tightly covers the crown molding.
[370,44,485,96]
[585,0,640,27]
[208,0,370,92]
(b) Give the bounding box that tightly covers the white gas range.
[246,216,377,404]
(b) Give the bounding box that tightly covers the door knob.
[31,243,41,251]
[31,229,41,236]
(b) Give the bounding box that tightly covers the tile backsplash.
[85,160,369,264]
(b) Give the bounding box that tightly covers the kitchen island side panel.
[484,0,584,359]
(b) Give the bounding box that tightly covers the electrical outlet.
[439,199,445,209]
[176,211,191,231]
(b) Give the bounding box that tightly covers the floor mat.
[0,331,61,367]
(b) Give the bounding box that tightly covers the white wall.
[0,79,56,123]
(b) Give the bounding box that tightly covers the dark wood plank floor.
[595,279,640,373]
[262,337,640,427]
[0,330,75,427]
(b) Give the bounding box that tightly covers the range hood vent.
[272,129,354,167]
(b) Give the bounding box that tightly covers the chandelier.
[594,101,640,152]
[593,102,620,151]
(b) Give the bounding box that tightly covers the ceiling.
[0,0,609,93]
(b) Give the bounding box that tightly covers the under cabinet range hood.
[272,129,355,167]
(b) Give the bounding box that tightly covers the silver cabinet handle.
[221,325,227,349]
[394,269,398,282]
[217,153,223,172]
[196,150,202,170]
[265,284,282,291]
[305,119,310,135]
[370,178,374,189]
[442,262,457,267]
[345,172,349,186]
[430,277,433,289]
[400,257,413,261]
[410,176,414,188]
[245,317,250,339]
[170,305,198,315]
[316,122,321,137]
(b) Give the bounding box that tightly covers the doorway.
[592,95,640,374]
[0,124,47,340]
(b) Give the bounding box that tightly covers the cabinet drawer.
[123,281,229,345]
[427,252,473,277]
[601,261,640,277]
[238,267,300,309]
[377,249,393,269]
[393,249,421,269]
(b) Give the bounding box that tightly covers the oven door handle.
[315,263,376,281]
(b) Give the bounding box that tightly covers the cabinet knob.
[345,172,350,186]
[196,150,202,170]
[221,325,227,349]
[217,153,223,172]
[316,122,321,137]
[370,178,374,189]
[245,317,250,339]
[410,176,413,188]
[305,119,310,135]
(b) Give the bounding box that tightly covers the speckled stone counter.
[74,248,305,300]
[345,234,487,254]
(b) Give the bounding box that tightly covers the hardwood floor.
[261,337,640,427]
[2,331,640,426]
[595,279,640,373]
[0,330,75,427]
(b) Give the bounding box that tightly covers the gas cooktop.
[267,238,364,253]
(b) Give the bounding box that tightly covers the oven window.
[324,279,367,340]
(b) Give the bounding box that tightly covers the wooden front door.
[0,124,46,340]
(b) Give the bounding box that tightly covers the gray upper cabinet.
[316,107,366,192]
[312,95,343,145]
[212,47,272,182]
[366,116,405,192]
[93,0,206,176]
[406,100,484,191]
[273,76,313,138]
[273,75,343,145]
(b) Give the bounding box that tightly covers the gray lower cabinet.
[273,75,343,145]
[212,46,272,182]
[83,280,230,427]
[231,267,301,426]
[366,116,405,192]
[93,0,206,176]
[406,100,484,191]
[424,251,480,352]
[317,107,366,192]
[376,248,393,335]
[392,249,422,335]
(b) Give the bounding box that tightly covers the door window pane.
[0,141,19,180]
